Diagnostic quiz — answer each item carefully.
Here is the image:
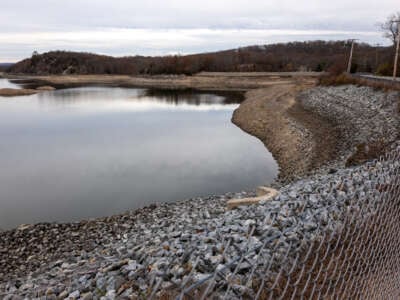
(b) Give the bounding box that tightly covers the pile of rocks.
[298,85,399,155]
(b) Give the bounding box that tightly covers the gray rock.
[81,292,93,300]
[68,290,80,299]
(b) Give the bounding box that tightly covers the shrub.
[376,63,392,76]
[318,73,400,92]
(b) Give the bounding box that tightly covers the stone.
[1,135,399,299]
[101,259,129,273]
[68,290,80,299]
[81,292,93,300]
[58,290,69,299]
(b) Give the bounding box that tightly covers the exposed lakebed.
[0,79,277,229]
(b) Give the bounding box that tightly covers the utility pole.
[375,43,380,71]
[393,21,400,80]
[347,39,357,73]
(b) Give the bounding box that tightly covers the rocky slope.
[233,85,399,183]
[1,145,399,299]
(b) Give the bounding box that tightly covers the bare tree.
[379,12,400,45]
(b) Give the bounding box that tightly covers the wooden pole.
[393,22,400,80]
[375,43,380,71]
[347,40,356,73]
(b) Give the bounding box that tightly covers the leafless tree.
[6,41,397,75]
[379,12,400,45]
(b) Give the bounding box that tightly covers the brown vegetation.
[6,73,319,91]
[346,140,389,167]
[7,41,397,76]
[231,81,343,183]
[0,88,38,97]
[318,73,400,92]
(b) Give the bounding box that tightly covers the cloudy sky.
[0,0,398,62]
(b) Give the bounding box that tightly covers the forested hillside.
[7,41,396,75]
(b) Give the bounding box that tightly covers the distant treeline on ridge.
[6,41,398,76]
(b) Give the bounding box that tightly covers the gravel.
[298,85,399,162]
[1,146,398,299]
[1,85,399,299]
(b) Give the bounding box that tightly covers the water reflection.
[0,80,278,229]
[141,89,244,105]
[34,87,242,112]
[0,78,20,89]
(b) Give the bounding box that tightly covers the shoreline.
[0,88,38,96]
[4,72,319,91]
[1,73,399,298]
[1,73,398,228]
[2,72,395,206]
[1,148,399,298]
[231,82,341,183]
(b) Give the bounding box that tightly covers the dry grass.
[0,88,38,97]
[318,73,400,92]
[346,140,389,167]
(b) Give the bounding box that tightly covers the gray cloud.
[0,0,398,61]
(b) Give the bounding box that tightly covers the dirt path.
[232,83,340,183]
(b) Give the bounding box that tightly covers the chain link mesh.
[145,144,400,299]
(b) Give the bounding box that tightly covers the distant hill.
[0,63,14,72]
[7,41,395,75]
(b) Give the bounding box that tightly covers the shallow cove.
[0,79,278,229]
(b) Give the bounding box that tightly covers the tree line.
[6,40,398,76]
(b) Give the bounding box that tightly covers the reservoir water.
[0,79,278,229]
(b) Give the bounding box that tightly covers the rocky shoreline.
[233,84,399,184]
[1,146,399,299]
[1,82,399,299]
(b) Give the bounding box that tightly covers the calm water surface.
[0,79,278,229]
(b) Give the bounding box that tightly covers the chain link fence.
[144,143,400,299]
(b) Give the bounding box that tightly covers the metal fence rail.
[146,144,400,299]
[351,74,400,90]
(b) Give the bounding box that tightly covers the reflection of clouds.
[0,79,20,89]
[83,101,240,112]
[41,99,239,112]
[139,89,240,105]
[33,86,241,112]
[0,84,277,228]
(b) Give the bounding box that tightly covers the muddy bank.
[0,86,57,97]
[232,83,340,183]
[233,84,399,183]
[5,72,319,91]
[0,88,38,97]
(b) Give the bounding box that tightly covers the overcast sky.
[0,0,398,62]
